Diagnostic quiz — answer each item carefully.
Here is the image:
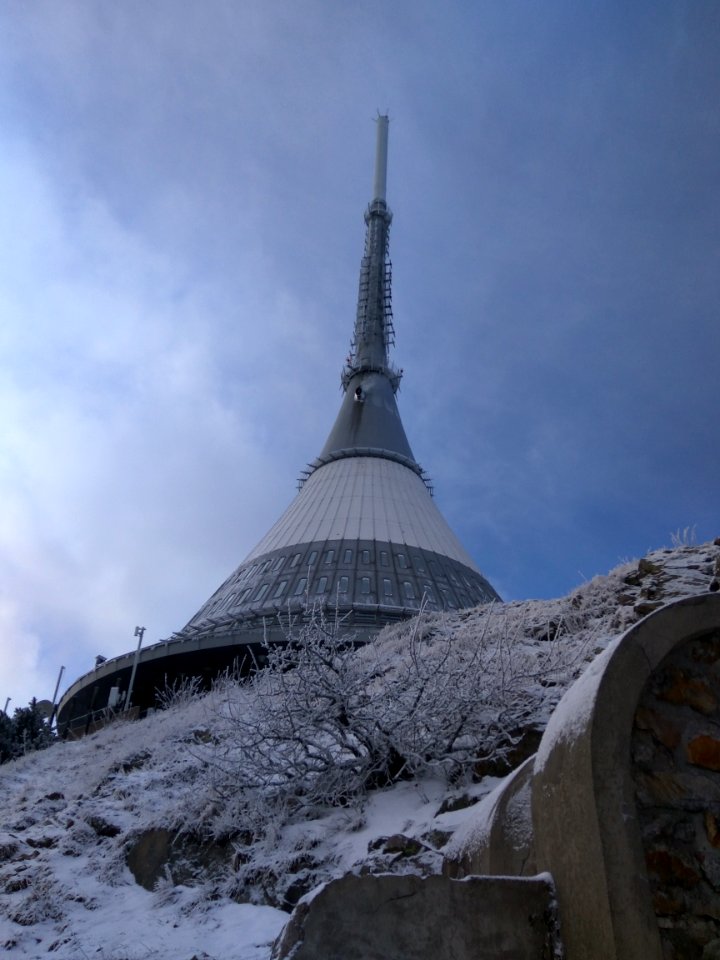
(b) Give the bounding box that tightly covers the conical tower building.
[57,117,499,734]
[179,116,499,643]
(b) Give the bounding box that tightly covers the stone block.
[634,770,720,811]
[655,668,717,715]
[705,812,720,849]
[635,706,681,750]
[704,938,720,959]
[272,872,558,960]
[635,599,665,617]
[652,891,685,916]
[688,735,720,772]
[645,848,701,888]
[689,635,720,664]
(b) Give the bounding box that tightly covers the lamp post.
[125,626,146,712]
[49,665,65,726]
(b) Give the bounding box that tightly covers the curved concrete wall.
[442,593,720,959]
[532,593,720,960]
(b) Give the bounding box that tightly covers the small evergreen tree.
[0,699,55,765]
[0,710,15,764]
[13,699,55,752]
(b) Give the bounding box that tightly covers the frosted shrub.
[670,525,697,547]
[205,601,596,831]
[155,674,204,710]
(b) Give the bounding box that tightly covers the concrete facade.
[444,755,537,880]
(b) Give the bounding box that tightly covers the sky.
[0,0,718,711]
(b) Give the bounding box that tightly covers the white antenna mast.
[372,113,389,202]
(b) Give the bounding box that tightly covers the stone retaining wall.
[632,628,720,958]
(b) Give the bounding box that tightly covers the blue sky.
[1,0,718,710]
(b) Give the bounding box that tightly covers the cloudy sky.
[1,0,718,711]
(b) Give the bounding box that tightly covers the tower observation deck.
[57,117,500,734]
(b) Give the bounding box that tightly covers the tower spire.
[341,114,401,394]
[311,115,415,475]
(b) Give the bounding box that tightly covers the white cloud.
[0,597,45,712]
[0,139,308,705]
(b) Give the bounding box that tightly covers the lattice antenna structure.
[342,115,402,394]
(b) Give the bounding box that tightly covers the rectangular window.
[338,576,349,593]
[440,588,456,609]
[273,556,286,571]
[316,576,328,594]
[360,577,371,595]
[383,578,393,598]
[293,578,307,596]
[307,551,318,566]
[223,593,236,610]
[290,554,302,568]
[413,555,426,573]
[324,549,335,565]
[397,553,408,569]
[343,549,353,564]
[272,580,288,599]
[361,549,371,564]
[403,581,415,600]
[253,583,269,602]
[380,551,388,566]
[423,583,436,603]
[239,588,252,603]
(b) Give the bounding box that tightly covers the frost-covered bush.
[204,600,598,834]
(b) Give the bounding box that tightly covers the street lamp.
[49,666,65,726]
[125,626,146,712]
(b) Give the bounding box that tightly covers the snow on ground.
[0,701,288,959]
[1,539,717,959]
[0,715,491,960]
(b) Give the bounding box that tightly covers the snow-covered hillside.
[1,540,718,959]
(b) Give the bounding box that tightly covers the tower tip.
[372,113,390,203]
